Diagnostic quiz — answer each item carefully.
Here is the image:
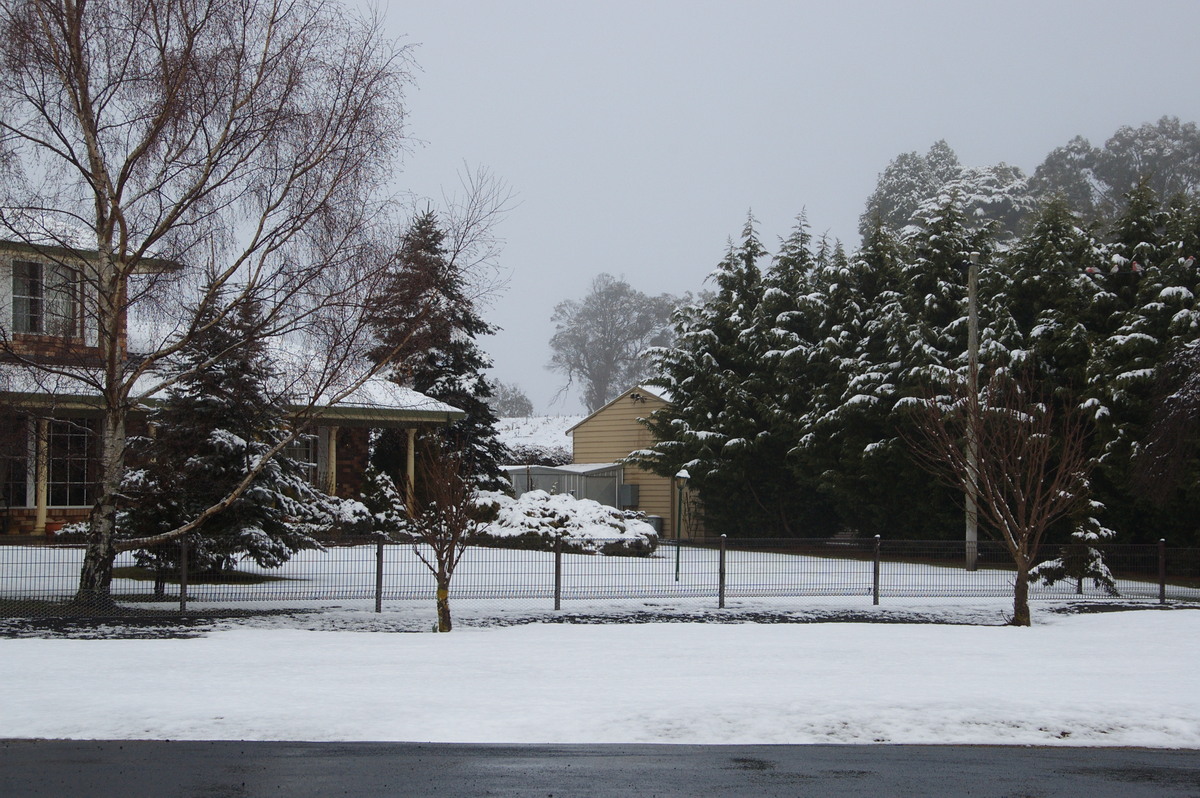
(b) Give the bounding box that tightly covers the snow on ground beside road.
[2,608,1198,747]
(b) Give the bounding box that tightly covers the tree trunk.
[76,534,117,609]
[75,407,127,606]
[435,577,452,632]
[1011,563,1032,626]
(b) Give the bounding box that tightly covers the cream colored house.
[567,385,694,539]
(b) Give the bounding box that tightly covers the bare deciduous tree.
[903,372,1093,626]
[0,0,421,603]
[407,438,481,632]
[548,273,680,413]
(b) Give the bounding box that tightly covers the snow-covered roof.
[499,462,622,478]
[1,218,96,251]
[316,376,464,420]
[0,364,463,426]
[551,462,622,474]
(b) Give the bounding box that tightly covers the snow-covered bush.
[473,490,658,557]
[503,443,571,466]
[1030,515,1120,596]
[357,465,410,538]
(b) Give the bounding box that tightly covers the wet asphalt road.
[3,740,1200,797]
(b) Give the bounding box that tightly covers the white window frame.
[45,418,96,508]
[11,259,79,338]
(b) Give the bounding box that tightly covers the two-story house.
[0,239,463,535]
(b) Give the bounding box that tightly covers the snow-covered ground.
[4,536,1196,747]
[4,540,1184,604]
[494,415,583,450]
[1,605,1197,746]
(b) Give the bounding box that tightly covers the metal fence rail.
[1,535,1198,617]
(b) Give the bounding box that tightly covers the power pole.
[965,252,980,571]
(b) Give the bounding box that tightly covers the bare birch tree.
[903,373,1093,626]
[0,0,422,604]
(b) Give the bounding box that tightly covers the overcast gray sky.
[376,0,1200,413]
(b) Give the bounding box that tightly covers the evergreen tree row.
[636,185,1200,545]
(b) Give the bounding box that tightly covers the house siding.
[571,389,693,539]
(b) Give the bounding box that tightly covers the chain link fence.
[2,534,1198,618]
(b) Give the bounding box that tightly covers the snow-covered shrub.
[1030,515,1120,596]
[503,443,571,466]
[357,465,410,538]
[473,489,658,557]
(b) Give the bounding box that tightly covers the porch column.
[323,426,338,496]
[33,418,48,535]
[405,427,416,513]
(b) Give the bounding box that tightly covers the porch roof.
[0,366,465,427]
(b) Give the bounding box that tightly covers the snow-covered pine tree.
[858,141,963,240]
[805,237,908,536]
[1086,181,1170,507]
[1092,187,1200,542]
[989,199,1104,391]
[848,222,967,538]
[889,196,1000,539]
[934,164,1036,244]
[753,217,840,535]
[638,215,788,536]
[367,210,509,493]
[123,300,348,576]
[358,463,410,539]
[899,195,991,386]
[983,199,1118,543]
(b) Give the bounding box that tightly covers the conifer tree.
[844,223,960,538]
[860,141,962,238]
[1092,188,1200,541]
[368,210,509,493]
[754,218,840,534]
[989,199,1104,391]
[123,300,349,575]
[639,215,791,535]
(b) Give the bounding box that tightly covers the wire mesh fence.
[2,534,1198,618]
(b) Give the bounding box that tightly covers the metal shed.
[502,462,627,508]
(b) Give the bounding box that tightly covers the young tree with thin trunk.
[0,0,417,605]
[407,438,480,632]
[904,372,1093,625]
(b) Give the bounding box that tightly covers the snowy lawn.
[4,541,1184,603]
[2,606,1198,747]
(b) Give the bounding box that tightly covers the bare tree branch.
[902,371,1093,625]
[0,0,420,602]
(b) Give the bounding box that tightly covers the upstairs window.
[12,260,78,337]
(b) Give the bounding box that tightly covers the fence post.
[375,540,385,613]
[554,531,562,611]
[718,534,727,609]
[179,537,188,614]
[873,535,881,606]
[1159,539,1167,605]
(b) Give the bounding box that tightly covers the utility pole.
[965,252,980,571]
